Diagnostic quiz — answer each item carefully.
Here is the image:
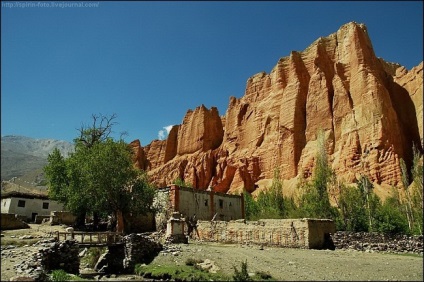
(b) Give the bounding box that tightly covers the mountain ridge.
[1,135,74,181]
[132,22,423,196]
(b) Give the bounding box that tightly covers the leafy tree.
[357,174,378,231]
[410,144,423,234]
[338,185,368,231]
[374,193,409,234]
[243,191,260,220]
[256,168,285,218]
[44,114,155,233]
[297,130,338,219]
[173,177,192,188]
[400,158,415,232]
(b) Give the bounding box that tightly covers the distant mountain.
[1,135,74,182]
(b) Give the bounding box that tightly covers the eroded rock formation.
[133,22,423,195]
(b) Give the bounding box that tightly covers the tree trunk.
[93,212,100,231]
[116,210,125,234]
[76,211,86,229]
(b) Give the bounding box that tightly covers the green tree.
[410,144,423,234]
[357,175,378,231]
[297,130,338,219]
[243,191,260,220]
[173,177,193,188]
[400,158,415,232]
[256,168,285,218]
[44,114,156,233]
[338,185,368,231]
[374,193,409,234]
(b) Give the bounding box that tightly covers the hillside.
[1,135,74,182]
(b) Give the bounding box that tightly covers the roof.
[1,191,50,200]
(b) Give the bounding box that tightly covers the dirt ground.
[153,240,423,281]
[1,224,423,281]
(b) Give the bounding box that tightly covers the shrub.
[233,260,252,281]
[49,269,72,281]
[255,270,273,280]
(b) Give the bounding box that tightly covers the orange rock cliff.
[131,22,423,195]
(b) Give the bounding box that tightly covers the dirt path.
[1,225,423,281]
[1,224,68,281]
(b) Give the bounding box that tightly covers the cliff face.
[133,22,423,194]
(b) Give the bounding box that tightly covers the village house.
[1,191,64,222]
[154,184,245,230]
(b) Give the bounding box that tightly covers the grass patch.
[49,269,88,281]
[135,263,230,281]
[135,261,275,281]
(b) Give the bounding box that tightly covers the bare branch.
[76,113,118,148]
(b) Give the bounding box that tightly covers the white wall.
[1,198,12,214]
[1,197,64,221]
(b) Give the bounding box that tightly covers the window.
[204,199,208,206]
[219,199,224,208]
[42,202,49,209]
[17,200,26,208]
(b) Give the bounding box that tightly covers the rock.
[79,248,88,257]
[196,259,220,273]
[134,21,422,195]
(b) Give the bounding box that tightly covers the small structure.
[165,212,188,243]
[1,191,64,222]
[155,185,245,229]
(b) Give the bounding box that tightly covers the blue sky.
[1,1,423,145]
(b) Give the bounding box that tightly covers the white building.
[1,191,64,222]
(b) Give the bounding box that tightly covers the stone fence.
[331,231,423,255]
[12,238,79,281]
[196,218,335,249]
[11,234,164,280]
[122,233,163,273]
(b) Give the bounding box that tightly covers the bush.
[49,269,72,281]
[233,260,252,281]
[255,270,273,280]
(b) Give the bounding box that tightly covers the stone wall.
[50,211,76,225]
[122,233,163,273]
[196,218,335,249]
[332,231,423,255]
[1,213,30,230]
[12,238,79,281]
